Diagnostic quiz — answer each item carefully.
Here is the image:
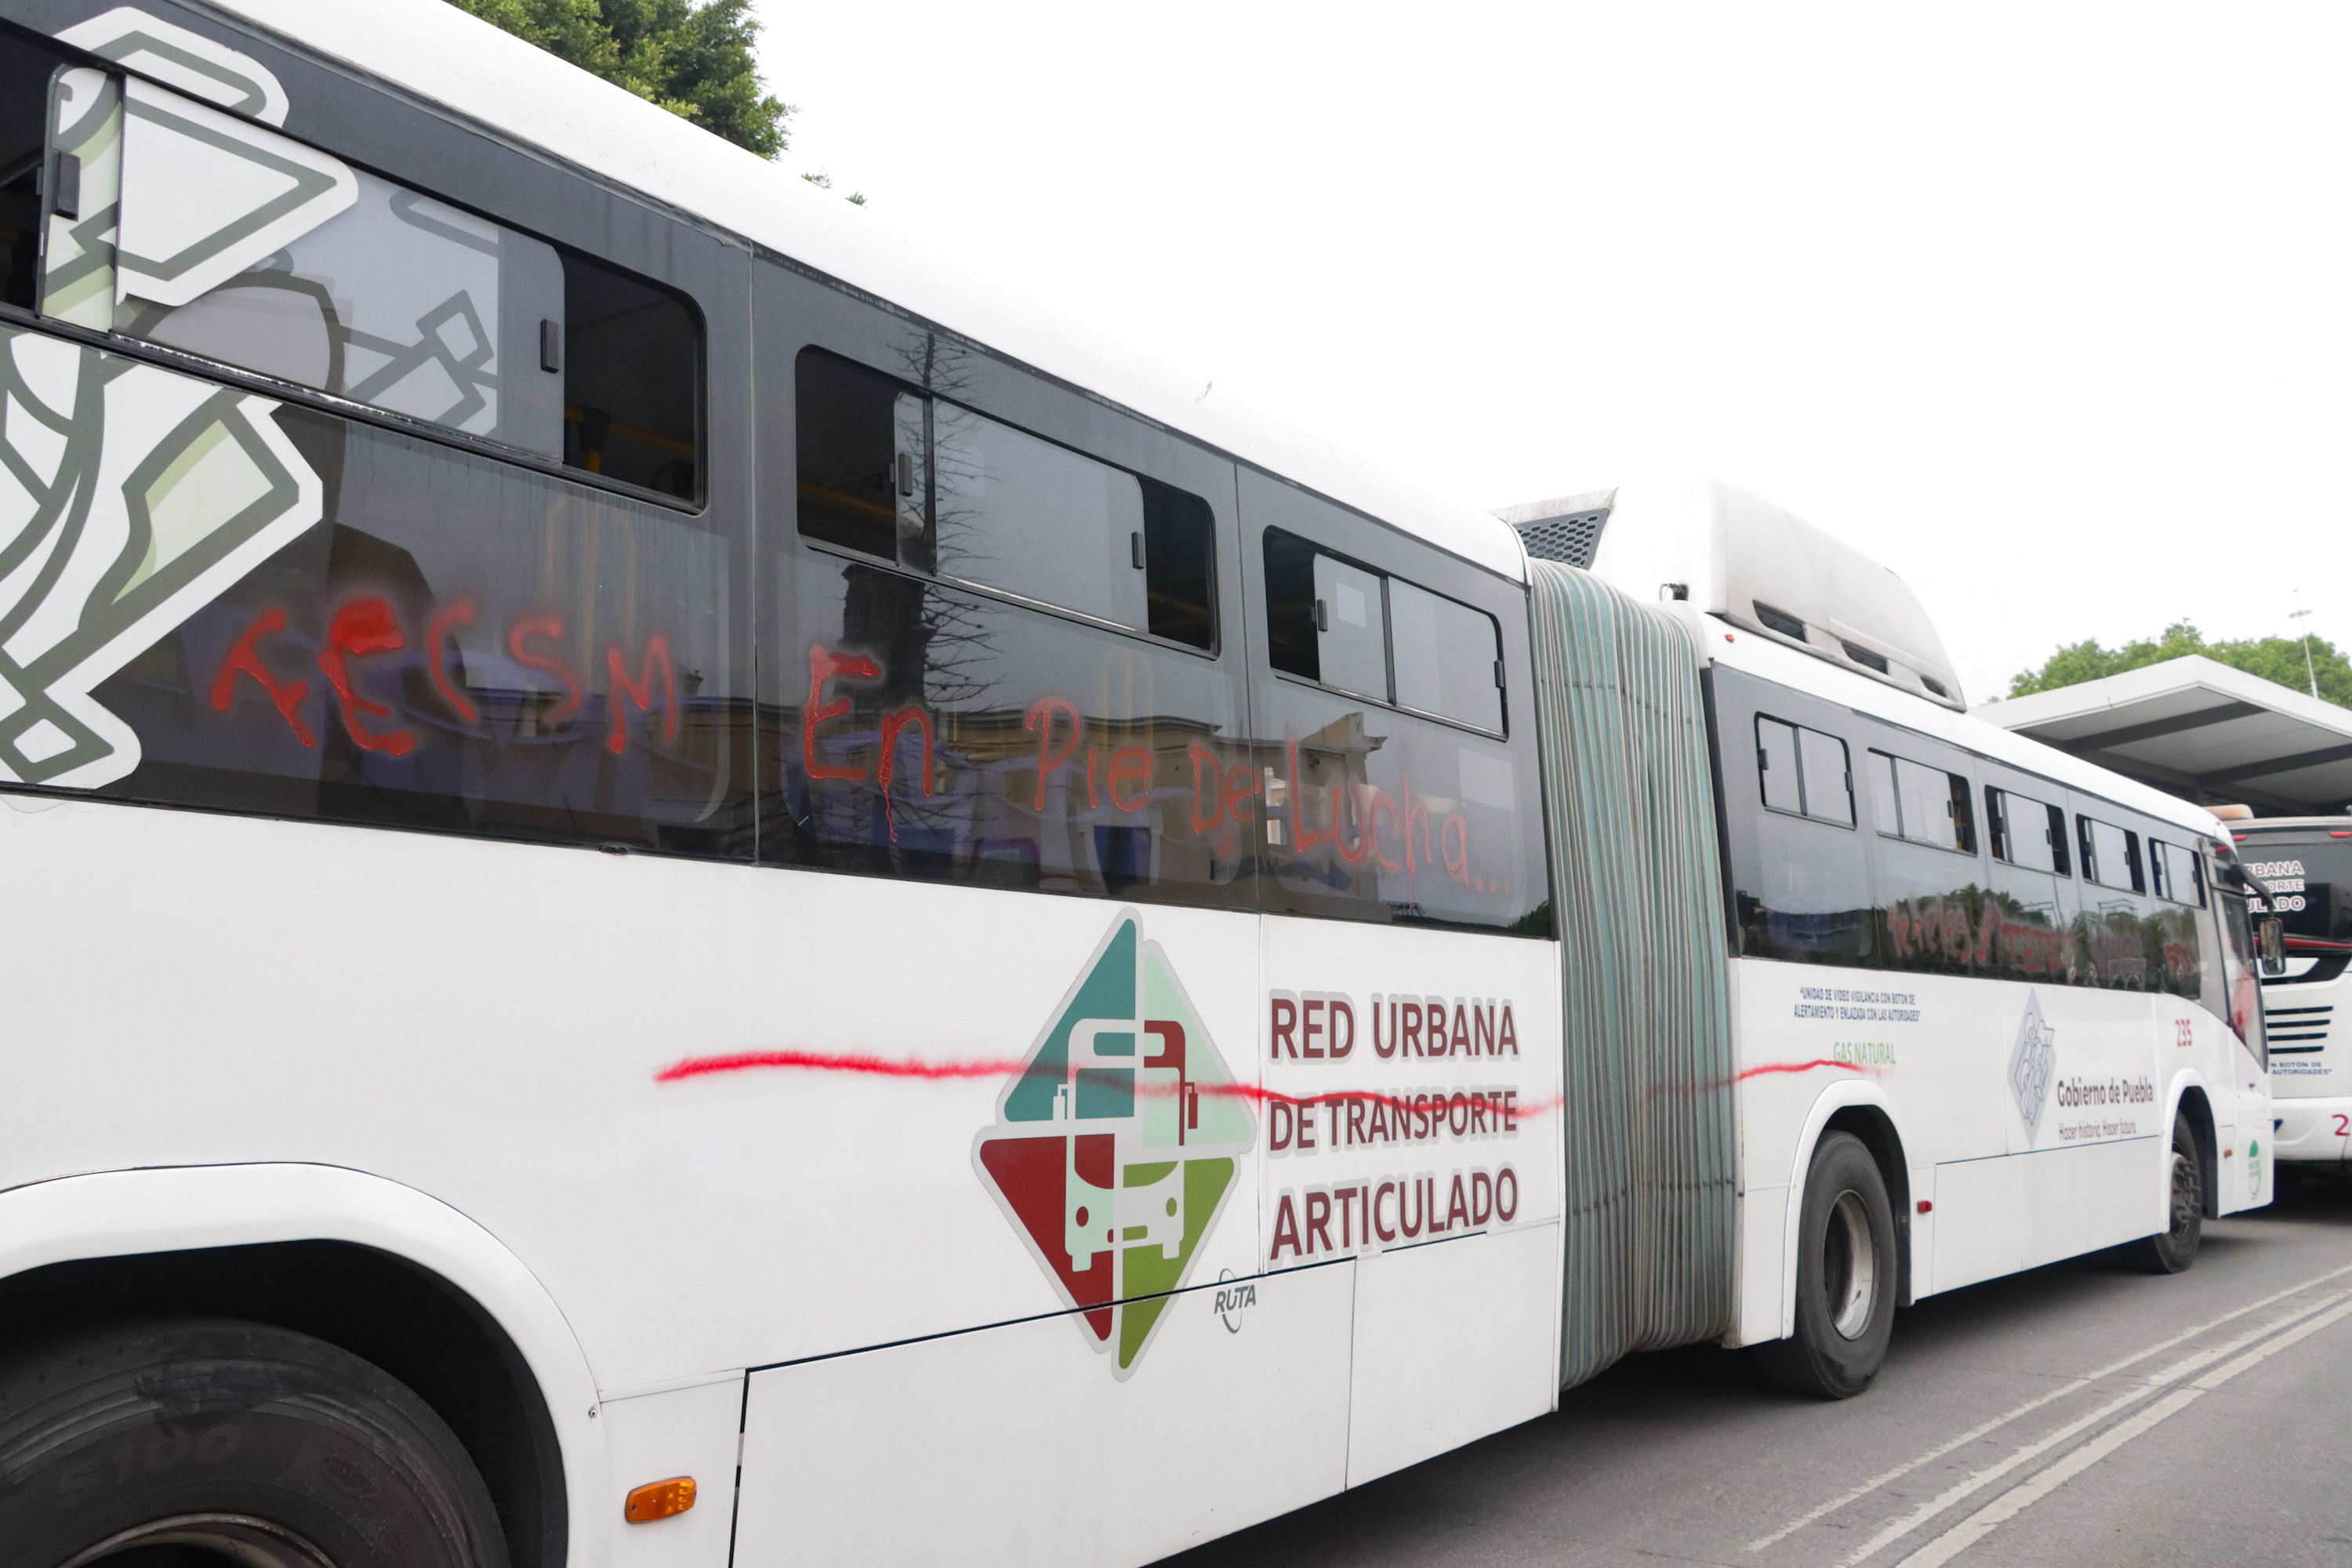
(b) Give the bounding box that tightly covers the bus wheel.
[1754,1131,1897,1399]
[0,1316,510,1568]
[2132,1112,2204,1275]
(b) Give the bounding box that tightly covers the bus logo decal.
[0,325,321,789]
[2009,990,2057,1142]
[972,910,1255,1377]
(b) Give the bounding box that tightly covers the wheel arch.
[0,1163,603,1568]
[1777,1084,1918,1339]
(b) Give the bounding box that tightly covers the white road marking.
[1746,1259,2352,1553]
[1890,1297,2352,1568]
[1832,1292,2345,1566]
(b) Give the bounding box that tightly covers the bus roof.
[203,0,1530,585]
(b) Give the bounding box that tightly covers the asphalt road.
[1160,1169,2352,1568]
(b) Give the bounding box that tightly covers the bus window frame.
[790,346,1225,666]
[1258,525,1511,744]
[23,27,724,519]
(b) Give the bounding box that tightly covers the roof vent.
[1578,480,1967,710]
[1841,640,1889,674]
[1494,491,1614,569]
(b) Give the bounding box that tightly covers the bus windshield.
[2240,835,2352,943]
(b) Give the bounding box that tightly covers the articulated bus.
[0,5,2273,1566]
[2233,817,2352,1166]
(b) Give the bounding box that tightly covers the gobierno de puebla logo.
[971,913,1254,1379]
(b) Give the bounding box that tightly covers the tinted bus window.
[2243,836,2352,942]
[1756,715,1852,826]
[1389,578,1503,734]
[12,325,750,851]
[2148,837,2205,907]
[0,27,67,310]
[775,556,1248,906]
[1245,479,1543,933]
[1869,750,1974,852]
[1265,527,1503,735]
[797,348,1215,649]
[1987,786,2067,875]
[43,72,699,498]
[1980,775,2080,983]
[2078,815,2144,893]
[1719,678,1871,964]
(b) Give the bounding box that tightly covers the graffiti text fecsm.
[215,595,681,757]
[1262,987,1527,1266]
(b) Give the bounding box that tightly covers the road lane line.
[1746,1260,2352,1553]
[1831,1291,2348,1568]
[1889,1297,2352,1568]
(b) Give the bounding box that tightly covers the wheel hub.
[1824,1189,1878,1340]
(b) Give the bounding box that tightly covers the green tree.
[445,0,789,159]
[2005,619,2352,708]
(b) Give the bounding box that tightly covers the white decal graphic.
[2009,990,2057,1142]
[0,325,321,788]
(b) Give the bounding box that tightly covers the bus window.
[1758,717,1802,814]
[1987,786,2067,874]
[2244,836,2352,942]
[796,349,909,561]
[1264,528,1504,736]
[1755,716,1852,826]
[42,72,698,497]
[1246,483,1543,932]
[2078,815,2145,892]
[1869,750,1974,852]
[931,402,1146,628]
[1798,727,1855,826]
[1264,528,1385,700]
[797,348,1216,648]
[0,27,67,310]
[67,386,750,850]
[2148,837,2205,906]
[1389,578,1503,734]
[2219,892,2267,1062]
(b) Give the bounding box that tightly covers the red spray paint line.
[652,1051,1864,1116]
[654,1048,1566,1117]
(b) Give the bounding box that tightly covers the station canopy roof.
[1975,655,2352,816]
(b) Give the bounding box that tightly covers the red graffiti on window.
[424,599,480,724]
[805,644,880,782]
[209,607,317,747]
[607,634,678,754]
[508,615,580,728]
[878,705,935,841]
[1025,696,1082,811]
[318,597,415,756]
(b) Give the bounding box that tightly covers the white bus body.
[0,6,2269,1568]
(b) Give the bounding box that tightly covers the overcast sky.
[750,1,2350,706]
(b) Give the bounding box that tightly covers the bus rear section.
[1512,479,2274,1399]
[2235,819,2352,1165]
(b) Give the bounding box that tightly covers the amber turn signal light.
[624,1476,696,1523]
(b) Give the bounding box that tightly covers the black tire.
[1751,1131,1899,1399]
[0,1316,510,1568]
[2132,1112,2204,1274]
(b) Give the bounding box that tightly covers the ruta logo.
[972,912,1254,1377]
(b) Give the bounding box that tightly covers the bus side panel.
[1344,1221,1559,1486]
[733,1262,1355,1568]
[1254,914,1564,1457]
